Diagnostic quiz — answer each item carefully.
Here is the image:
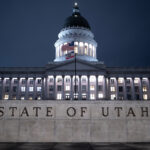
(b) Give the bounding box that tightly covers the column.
[148,78,150,100]
[103,76,106,100]
[88,75,90,100]
[41,77,44,100]
[116,77,118,100]
[62,75,64,100]
[96,75,98,100]
[131,77,135,100]
[54,75,56,100]
[123,78,127,100]
[106,77,110,100]
[79,75,81,100]
[33,77,36,100]
[17,77,20,100]
[70,75,73,100]
[9,77,12,100]
[139,77,143,100]
[25,77,28,100]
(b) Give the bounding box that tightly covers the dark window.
[127,94,132,100]
[98,85,103,91]
[118,95,123,100]
[37,79,42,84]
[14,79,18,84]
[0,79,2,84]
[66,78,70,83]
[135,86,139,92]
[126,86,131,92]
[126,79,130,84]
[29,79,34,84]
[110,79,114,84]
[82,78,86,83]
[6,79,10,84]
[119,86,123,92]
[74,85,78,92]
[57,78,62,83]
[49,85,53,91]
[5,86,9,92]
[135,94,140,100]
[22,79,26,84]
[57,85,62,91]
[82,85,86,92]
[50,78,53,83]
[13,86,17,92]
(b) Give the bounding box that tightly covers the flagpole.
[75,52,76,100]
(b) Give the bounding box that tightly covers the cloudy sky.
[0,0,150,67]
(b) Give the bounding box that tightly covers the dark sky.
[0,0,150,67]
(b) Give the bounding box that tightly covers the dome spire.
[73,2,80,13]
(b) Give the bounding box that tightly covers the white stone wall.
[0,100,150,142]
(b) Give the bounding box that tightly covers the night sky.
[0,0,150,67]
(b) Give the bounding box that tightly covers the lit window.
[74,47,78,53]
[37,87,42,92]
[111,94,116,100]
[143,86,147,92]
[66,85,70,91]
[82,77,86,83]
[118,78,124,84]
[29,87,34,92]
[90,85,95,91]
[143,94,148,100]
[110,86,115,92]
[98,76,103,82]
[21,87,26,92]
[21,97,25,100]
[98,93,103,99]
[90,94,95,100]
[37,96,41,100]
[4,94,9,100]
[90,76,96,82]
[134,78,139,84]
[79,42,83,47]
[57,93,62,100]
[29,97,33,100]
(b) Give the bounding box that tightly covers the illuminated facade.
[0,3,150,101]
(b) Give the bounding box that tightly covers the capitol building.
[0,3,150,101]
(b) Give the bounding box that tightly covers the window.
[82,93,86,100]
[135,86,139,92]
[5,86,9,92]
[111,94,116,100]
[21,79,26,84]
[74,78,78,83]
[4,94,9,100]
[29,97,33,100]
[118,95,123,100]
[98,85,103,91]
[127,94,132,100]
[21,96,25,100]
[12,95,16,100]
[142,78,147,84]
[0,79,2,84]
[37,96,41,100]
[134,78,139,84]
[49,85,53,91]
[21,87,26,92]
[118,86,123,92]
[49,78,53,83]
[37,87,42,92]
[82,85,86,92]
[37,79,42,84]
[74,85,78,92]
[126,86,131,92]
[74,93,78,100]
[13,86,17,92]
[14,79,18,84]
[90,76,95,82]
[90,94,95,100]
[126,79,130,84]
[57,85,62,91]
[135,94,140,100]
[110,79,115,84]
[143,86,147,92]
[82,77,86,83]
[6,79,10,84]
[29,79,34,84]
[29,87,34,92]
[57,93,62,100]
[98,76,103,82]
[65,85,70,91]
[143,94,148,100]
[110,86,115,92]
[90,85,95,91]
[57,78,62,83]
[98,93,103,99]
[65,78,70,83]
[74,46,78,53]
[118,78,123,84]
[65,93,70,100]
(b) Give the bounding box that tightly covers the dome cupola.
[54,3,98,62]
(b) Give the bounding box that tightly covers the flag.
[65,50,75,59]
[62,41,75,51]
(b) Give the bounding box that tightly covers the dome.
[63,3,91,30]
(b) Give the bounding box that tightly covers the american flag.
[62,41,75,51]
[65,50,75,59]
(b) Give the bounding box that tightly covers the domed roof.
[63,3,91,30]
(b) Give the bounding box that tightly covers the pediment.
[47,60,102,71]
